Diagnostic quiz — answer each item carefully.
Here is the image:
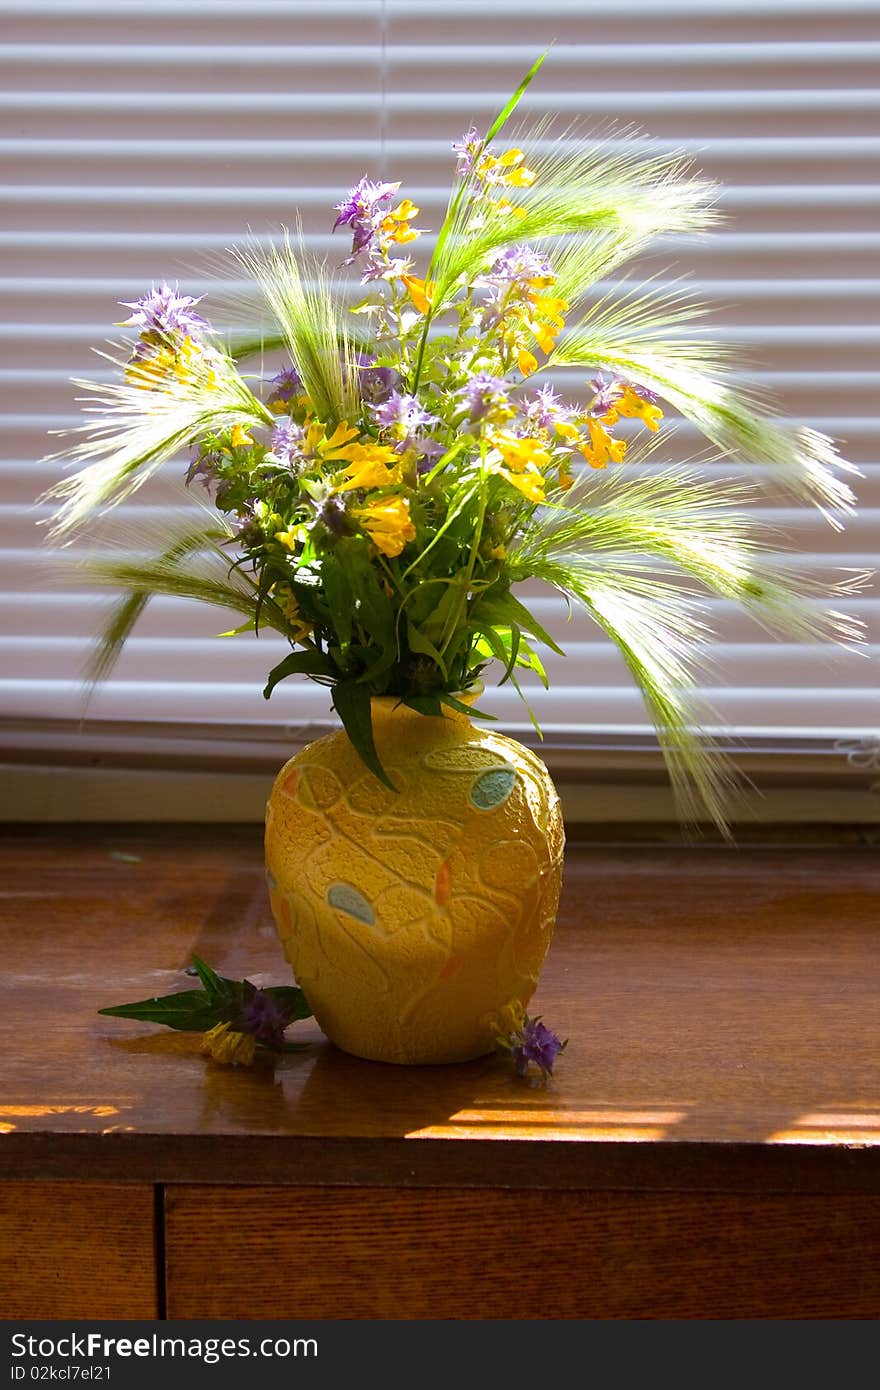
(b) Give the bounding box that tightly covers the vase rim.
[370,681,485,714]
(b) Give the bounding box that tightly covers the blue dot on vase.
[266,868,278,891]
[327,882,376,925]
[470,765,517,810]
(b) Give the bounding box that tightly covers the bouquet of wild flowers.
[42,55,863,828]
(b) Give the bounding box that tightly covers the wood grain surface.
[166,1184,880,1320]
[0,1181,156,1318]
[0,827,878,1192]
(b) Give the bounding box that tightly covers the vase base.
[329,1037,496,1067]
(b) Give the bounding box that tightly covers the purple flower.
[314,496,351,537]
[267,363,302,407]
[360,254,412,286]
[456,372,511,423]
[589,374,624,416]
[236,987,296,1052]
[511,1016,567,1078]
[370,390,438,436]
[359,364,401,406]
[630,380,659,404]
[232,505,265,549]
[119,282,208,337]
[452,127,486,177]
[271,417,304,468]
[479,244,554,293]
[521,384,571,432]
[333,175,400,259]
[185,446,221,489]
[415,438,447,473]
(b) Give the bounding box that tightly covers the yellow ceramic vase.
[264,694,565,1064]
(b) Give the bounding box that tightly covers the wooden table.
[1,827,878,1320]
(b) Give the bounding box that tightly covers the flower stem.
[438,449,488,660]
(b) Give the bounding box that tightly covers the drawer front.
[0,1182,156,1319]
[166,1185,880,1320]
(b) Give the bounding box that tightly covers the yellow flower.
[125,335,216,392]
[606,386,664,433]
[274,525,304,552]
[532,293,568,321]
[200,1022,256,1067]
[230,423,253,449]
[125,351,169,390]
[302,419,361,463]
[478,148,537,188]
[334,442,403,493]
[554,420,580,442]
[353,495,416,557]
[499,149,537,187]
[488,430,551,474]
[401,274,433,314]
[503,165,537,188]
[320,420,362,458]
[517,347,538,377]
[270,392,309,416]
[272,583,314,642]
[528,294,568,355]
[579,419,628,470]
[380,198,422,245]
[491,197,528,220]
[499,467,546,503]
[531,323,558,355]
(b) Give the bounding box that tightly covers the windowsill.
[3,825,878,1178]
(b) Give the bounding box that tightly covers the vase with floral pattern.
[265,692,564,1064]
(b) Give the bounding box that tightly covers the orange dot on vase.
[440,954,461,980]
[435,857,452,906]
[282,769,300,798]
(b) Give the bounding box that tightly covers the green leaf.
[98,989,226,1033]
[516,636,550,689]
[402,694,444,717]
[399,478,480,583]
[348,548,395,645]
[422,577,468,646]
[99,971,313,1037]
[227,332,289,361]
[406,618,449,681]
[263,647,336,699]
[322,554,354,649]
[472,590,565,655]
[332,679,396,790]
[191,954,227,1001]
[420,436,471,487]
[439,692,497,721]
[484,48,550,143]
[471,622,522,685]
[509,669,544,739]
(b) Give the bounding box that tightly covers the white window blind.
[1,0,878,764]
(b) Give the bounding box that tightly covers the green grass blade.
[485,49,550,143]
